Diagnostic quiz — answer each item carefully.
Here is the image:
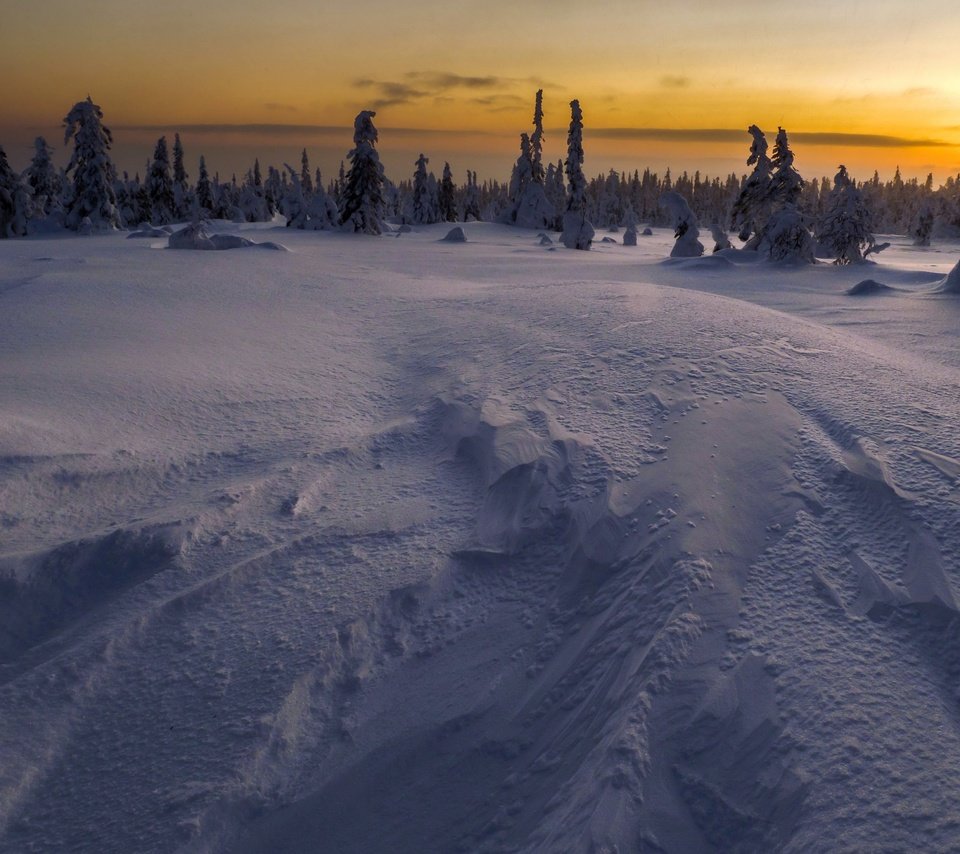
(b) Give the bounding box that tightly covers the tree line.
[3,94,960,262]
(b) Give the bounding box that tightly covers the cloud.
[578,127,953,148]
[406,71,504,89]
[353,79,430,108]
[468,93,529,112]
[659,75,690,89]
[354,71,553,110]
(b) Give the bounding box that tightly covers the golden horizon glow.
[5,0,960,182]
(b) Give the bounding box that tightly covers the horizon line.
[61,124,955,150]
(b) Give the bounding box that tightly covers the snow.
[2,222,960,852]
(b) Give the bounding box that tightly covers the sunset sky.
[4,0,960,184]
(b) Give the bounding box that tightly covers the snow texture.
[2,223,960,853]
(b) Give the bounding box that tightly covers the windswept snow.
[2,223,960,852]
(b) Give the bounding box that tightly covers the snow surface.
[2,222,960,852]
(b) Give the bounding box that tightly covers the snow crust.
[2,223,960,852]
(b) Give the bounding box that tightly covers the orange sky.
[4,0,960,183]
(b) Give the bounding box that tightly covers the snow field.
[1,222,960,852]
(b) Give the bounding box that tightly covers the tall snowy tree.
[768,127,804,208]
[561,100,594,250]
[146,136,175,224]
[172,133,190,219]
[760,127,815,262]
[531,89,546,185]
[339,110,386,235]
[815,165,881,264]
[62,96,121,231]
[730,125,773,246]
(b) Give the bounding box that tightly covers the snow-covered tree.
[24,137,61,218]
[146,136,175,224]
[730,125,773,246]
[281,164,309,228]
[339,110,386,235]
[463,170,481,221]
[196,155,213,213]
[172,133,190,218]
[62,96,121,231]
[0,146,30,238]
[710,223,732,252]
[598,169,622,228]
[300,149,313,196]
[238,160,269,222]
[622,207,639,246]
[758,127,815,262]
[546,159,565,226]
[438,162,457,222]
[410,153,441,224]
[815,165,880,264]
[265,165,284,217]
[768,127,804,208]
[660,190,703,257]
[306,176,339,229]
[762,205,815,263]
[531,89,546,185]
[910,199,934,246]
[561,100,594,250]
[505,130,554,230]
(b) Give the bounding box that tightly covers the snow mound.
[440,226,467,243]
[846,278,898,296]
[168,222,287,251]
[600,236,617,244]
[931,258,960,293]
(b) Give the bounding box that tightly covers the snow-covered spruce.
[762,203,815,263]
[146,136,175,225]
[815,165,881,265]
[409,154,441,225]
[62,96,121,231]
[561,99,594,250]
[757,128,815,263]
[24,136,62,221]
[195,156,214,213]
[172,133,191,221]
[339,111,386,235]
[438,162,457,222]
